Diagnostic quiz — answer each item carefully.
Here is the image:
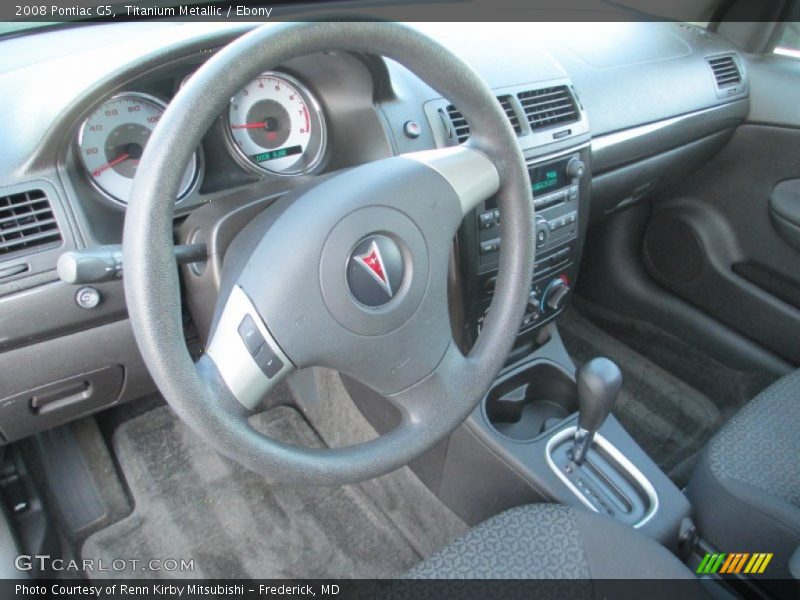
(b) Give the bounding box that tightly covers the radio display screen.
[528,159,569,197]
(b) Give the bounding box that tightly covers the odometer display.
[250,145,303,163]
[78,93,199,205]
[227,72,326,175]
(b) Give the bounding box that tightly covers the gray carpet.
[82,405,429,579]
[570,298,773,417]
[559,308,723,486]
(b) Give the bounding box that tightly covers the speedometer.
[78,93,200,206]
[227,72,327,175]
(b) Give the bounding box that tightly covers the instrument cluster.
[76,71,328,207]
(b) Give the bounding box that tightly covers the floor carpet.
[81,406,427,579]
[559,308,724,486]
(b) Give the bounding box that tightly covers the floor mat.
[570,298,772,417]
[82,406,423,579]
[559,308,723,486]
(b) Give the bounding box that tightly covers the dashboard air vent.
[708,55,742,88]
[445,96,522,143]
[498,95,522,134]
[445,104,471,143]
[517,86,579,130]
[0,189,62,257]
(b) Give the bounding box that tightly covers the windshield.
[0,22,59,37]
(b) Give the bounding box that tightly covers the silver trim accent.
[545,425,659,529]
[76,91,202,208]
[591,104,733,152]
[571,426,593,465]
[206,285,293,410]
[402,147,500,215]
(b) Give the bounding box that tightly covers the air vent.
[0,189,62,257]
[445,104,471,143]
[708,55,742,88]
[498,95,522,134]
[517,86,579,130]
[445,96,522,143]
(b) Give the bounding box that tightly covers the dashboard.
[0,20,751,443]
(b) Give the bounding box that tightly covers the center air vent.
[498,95,522,134]
[517,86,579,130]
[445,95,522,143]
[0,189,62,257]
[707,55,742,88]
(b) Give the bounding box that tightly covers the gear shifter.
[572,357,622,465]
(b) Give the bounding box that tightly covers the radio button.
[480,239,500,255]
[534,217,551,248]
[569,184,579,200]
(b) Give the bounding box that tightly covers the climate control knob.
[543,277,571,312]
[526,291,542,318]
[566,158,586,180]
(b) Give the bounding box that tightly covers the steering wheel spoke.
[402,146,501,220]
[205,285,294,411]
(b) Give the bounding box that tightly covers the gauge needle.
[231,122,267,129]
[92,152,131,177]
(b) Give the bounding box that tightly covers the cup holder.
[484,361,577,441]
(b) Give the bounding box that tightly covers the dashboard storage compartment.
[484,361,577,441]
[0,366,124,443]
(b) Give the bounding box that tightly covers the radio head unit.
[467,147,589,340]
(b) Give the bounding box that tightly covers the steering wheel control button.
[75,286,101,310]
[347,235,405,308]
[254,346,285,379]
[237,314,284,377]
[206,286,294,411]
[238,315,266,357]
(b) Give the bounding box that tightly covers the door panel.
[641,55,800,364]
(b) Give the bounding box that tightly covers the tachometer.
[78,93,199,205]
[227,72,326,175]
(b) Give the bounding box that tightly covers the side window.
[774,22,800,57]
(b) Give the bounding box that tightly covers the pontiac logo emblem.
[347,235,405,307]
[353,240,393,298]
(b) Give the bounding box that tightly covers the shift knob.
[572,357,622,464]
[577,357,622,432]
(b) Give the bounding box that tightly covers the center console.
[469,150,589,339]
[467,341,692,549]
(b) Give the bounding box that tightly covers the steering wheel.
[123,22,533,485]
